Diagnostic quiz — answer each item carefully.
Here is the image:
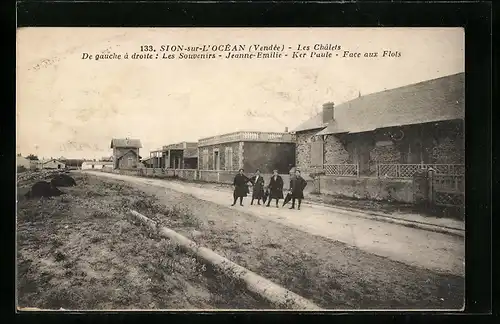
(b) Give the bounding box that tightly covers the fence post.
[428,168,435,204]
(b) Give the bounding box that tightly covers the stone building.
[292,72,465,178]
[197,130,296,174]
[110,138,142,169]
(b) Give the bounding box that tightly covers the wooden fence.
[376,164,465,179]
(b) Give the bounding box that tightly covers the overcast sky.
[16,27,464,159]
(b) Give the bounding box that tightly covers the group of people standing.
[231,168,307,210]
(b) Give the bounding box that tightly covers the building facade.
[163,142,198,169]
[37,159,66,170]
[148,142,198,169]
[198,131,296,174]
[110,138,142,169]
[81,161,114,170]
[293,73,465,178]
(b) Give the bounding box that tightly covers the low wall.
[96,168,321,197]
[318,175,413,203]
[197,171,315,193]
[175,169,197,181]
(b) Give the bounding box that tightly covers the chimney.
[285,127,289,133]
[322,102,335,124]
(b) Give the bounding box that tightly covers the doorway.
[213,150,220,171]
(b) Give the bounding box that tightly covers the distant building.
[162,142,198,169]
[197,130,295,174]
[110,138,142,169]
[37,159,66,170]
[141,157,154,168]
[81,161,113,170]
[16,155,30,169]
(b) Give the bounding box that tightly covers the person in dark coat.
[289,169,307,210]
[231,168,252,206]
[250,169,265,205]
[266,169,284,207]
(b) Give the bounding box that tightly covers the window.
[213,150,220,171]
[202,149,209,170]
[226,147,233,171]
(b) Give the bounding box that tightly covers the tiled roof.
[293,72,465,134]
[110,138,142,148]
[292,114,328,133]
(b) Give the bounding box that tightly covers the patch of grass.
[60,196,72,204]
[85,189,106,198]
[147,239,208,283]
[54,251,66,262]
[90,235,105,244]
[91,210,112,219]
[132,197,164,215]
[162,204,202,228]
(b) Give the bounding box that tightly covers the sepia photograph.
[16,27,465,311]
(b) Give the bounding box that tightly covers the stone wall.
[369,144,401,164]
[318,175,414,203]
[98,168,317,196]
[431,136,464,164]
[296,121,464,175]
[324,134,351,164]
[295,129,321,172]
[199,142,241,170]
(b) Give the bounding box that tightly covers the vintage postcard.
[16,27,465,311]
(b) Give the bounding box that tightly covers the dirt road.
[90,171,465,277]
[17,171,464,309]
[81,171,464,309]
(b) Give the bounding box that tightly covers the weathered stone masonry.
[200,142,241,170]
[324,135,351,164]
[295,121,464,174]
[295,130,318,171]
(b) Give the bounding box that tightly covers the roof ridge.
[293,72,464,133]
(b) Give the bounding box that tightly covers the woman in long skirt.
[250,169,265,205]
[289,169,307,210]
[231,168,252,206]
[266,169,284,207]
